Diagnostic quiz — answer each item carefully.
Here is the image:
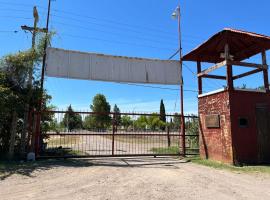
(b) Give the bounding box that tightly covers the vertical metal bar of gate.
[112,113,115,156]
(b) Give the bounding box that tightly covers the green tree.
[172,113,181,130]
[83,115,95,130]
[90,94,111,129]
[148,114,160,131]
[121,115,132,131]
[159,99,166,130]
[134,115,148,130]
[0,33,55,156]
[62,105,82,132]
[113,104,121,126]
[185,115,199,149]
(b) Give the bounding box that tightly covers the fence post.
[182,115,186,156]
[112,113,116,156]
[167,126,171,147]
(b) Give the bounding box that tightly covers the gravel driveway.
[1,157,270,200]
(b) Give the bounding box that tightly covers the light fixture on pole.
[172,5,185,156]
[171,6,180,19]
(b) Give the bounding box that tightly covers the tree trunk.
[20,105,29,158]
[8,111,18,160]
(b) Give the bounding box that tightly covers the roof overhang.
[182,28,270,63]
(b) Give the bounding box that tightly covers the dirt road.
[1,157,270,200]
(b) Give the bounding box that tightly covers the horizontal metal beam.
[201,74,227,80]
[37,110,199,118]
[228,61,268,69]
[197,60,227,77]
[36,153,199,159]
[45,133,199,137]
[233,68,263,80]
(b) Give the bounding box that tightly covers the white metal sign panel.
[45,47,181,85]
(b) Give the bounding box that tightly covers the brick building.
[183,28,270,164]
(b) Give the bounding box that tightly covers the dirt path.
[47,132,181,156]
[1,157,270,200]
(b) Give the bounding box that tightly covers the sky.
[1,0,270,114]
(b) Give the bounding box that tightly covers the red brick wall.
[198,90,234,164]
[199,89,270,164]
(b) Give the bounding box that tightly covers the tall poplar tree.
[159,99,166,130]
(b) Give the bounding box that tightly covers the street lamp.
[172,5,185,156]
[171,6,180,19]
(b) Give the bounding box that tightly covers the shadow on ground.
[0,156,189,180]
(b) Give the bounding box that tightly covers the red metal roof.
[182,28,270,63]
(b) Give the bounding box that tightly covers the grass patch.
[151,146,180,154]
[151,146,199,155]
[42,147,86,157]
[46,135,81,146]
[188,156,270,174]
[104,135,179,145]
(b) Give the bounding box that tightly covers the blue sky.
[1,0,270,113]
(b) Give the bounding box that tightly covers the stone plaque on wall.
[205,114,220,128]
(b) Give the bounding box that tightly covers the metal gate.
[30,111,199,158]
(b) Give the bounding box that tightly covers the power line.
[0,30,19,33]
[114,82,199,93]
[51,8,205,41]
[50,13,179,40]
[0,5,203,45]
[0,6,203,43]
[52,8,181,37]
[50,13,202,43]
[0,7,45,14]
[0,1,47,10]
[168,49,180,60]
[52,20,179,46]
[0,15,32,20]
[60,33,177,51]
[51,19,198,48]
[182,62,224,89]
[0,1,205,41]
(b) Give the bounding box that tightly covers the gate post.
[112,113,116,156]
[167,126,171,147]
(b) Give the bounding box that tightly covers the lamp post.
[172,5,185,156]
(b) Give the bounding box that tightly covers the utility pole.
[20,6,39,157]
[172,5,186,156]
[35,0,52,156]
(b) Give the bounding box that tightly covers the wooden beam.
[228,61,268,69]
[262,51,269,92]
[197,60,227,77]
[201,74,227,80]
[227,64,234,91]
[233,68,262,80]
[197,61,202,94]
